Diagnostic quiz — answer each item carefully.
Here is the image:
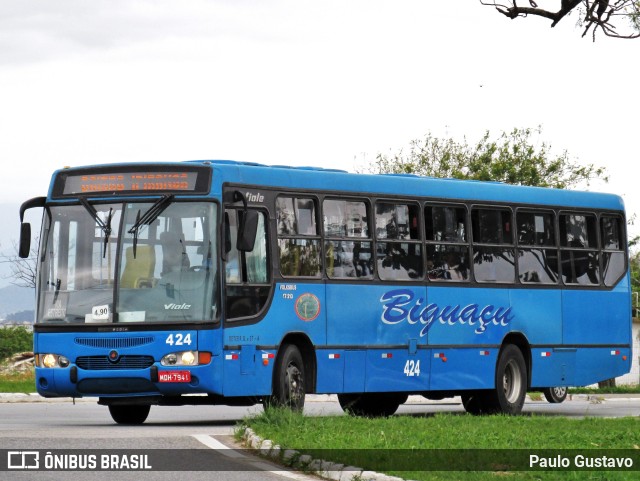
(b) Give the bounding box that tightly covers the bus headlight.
[161,351,198,366]
[37,354,70,368]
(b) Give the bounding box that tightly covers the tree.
[0,238,38,289]
[480,1,640,40]
[367,126,608,189]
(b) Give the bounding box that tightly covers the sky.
[0,1,638,255]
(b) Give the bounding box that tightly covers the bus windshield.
[37,200,218,324]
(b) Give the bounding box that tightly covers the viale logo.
[164,303,192,310]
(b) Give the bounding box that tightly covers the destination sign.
[53,167,211,197]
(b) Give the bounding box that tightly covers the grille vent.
[74,336,154,349]
[76,355,155,370]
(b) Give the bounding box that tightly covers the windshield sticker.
[295,293,320,322]
[91,304,110,321]
[380,289,513,336]
[44,296,67,320]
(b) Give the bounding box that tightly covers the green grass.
[0,370,35,393]
[240,408,640,481]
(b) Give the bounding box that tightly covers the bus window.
[601,215,625,287]
[471,207,515,283]
[323,199,373,279]
[516,210,558,284]
[559,213,599,285]
[425,205,469,282]
[225,209,271,319]
[375,202,422,280]
[276,196,321,277]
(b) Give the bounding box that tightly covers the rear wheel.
[338,393,406,417]
[489,345,527,415]
[543,386,567,404]
[108,404,150,425]
[264,344,306,412]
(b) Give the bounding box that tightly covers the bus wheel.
[108,404,150,425]
[461,392,491,415]
[266,344,306,412]
[543,386,567,404]
[338,393,404,417]
[492,345,527,415]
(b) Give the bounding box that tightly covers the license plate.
[158,371,191,383]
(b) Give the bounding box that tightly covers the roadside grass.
[239,407,640,481]
[0,370,35,393]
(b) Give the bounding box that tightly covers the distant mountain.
[0,285,35,319]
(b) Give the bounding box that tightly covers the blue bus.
[19,160,631,423]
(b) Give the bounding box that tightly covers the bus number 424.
[404,360,420,377]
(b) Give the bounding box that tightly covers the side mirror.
[18,196,46,259]
[19,222,31,258]
[237,210,259,252]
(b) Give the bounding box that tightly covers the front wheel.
[338,393,406,417]
[264,344,306,412]
[543,386,567,404]
[108,404,150,425]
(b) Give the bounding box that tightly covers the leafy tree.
[368,127,608,189]
[480,1,640,40]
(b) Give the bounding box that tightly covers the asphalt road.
[1,394,639,481]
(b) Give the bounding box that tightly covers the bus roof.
[50,159,625,212]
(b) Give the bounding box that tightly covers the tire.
[461,392,492,415]
[338,393,405,417]
[543,386,567,404]
[264,344,306,412]
[108,404,150,425]
[488,344,528,415]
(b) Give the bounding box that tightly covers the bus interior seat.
[120,245,156,288]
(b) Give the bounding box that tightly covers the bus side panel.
[325,284,428,393]
[315,349,344,393]
[222,282,326,396]
[426,287,512,347]
[573,347,632,386]
[509,289,562,345]
[530,348,576,388]
[365,348,430,392]
[429,348,496,390]
[562,285,631,345]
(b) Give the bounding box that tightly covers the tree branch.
[481,0,640,39]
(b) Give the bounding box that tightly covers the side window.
[224,209,270,319]
[601,215,625,287]
[323,199,373,279]
[516,210,558,284]
[276,196,321,277]
[425,205,469,282]
[375,202,422,280]
[559,213,599,285]
[471,207,515,283]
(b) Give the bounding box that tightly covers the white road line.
[191,434,245,458]
[191,434,313,480]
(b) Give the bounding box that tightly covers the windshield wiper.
[79,197,113,258]
[128,195,175,257]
